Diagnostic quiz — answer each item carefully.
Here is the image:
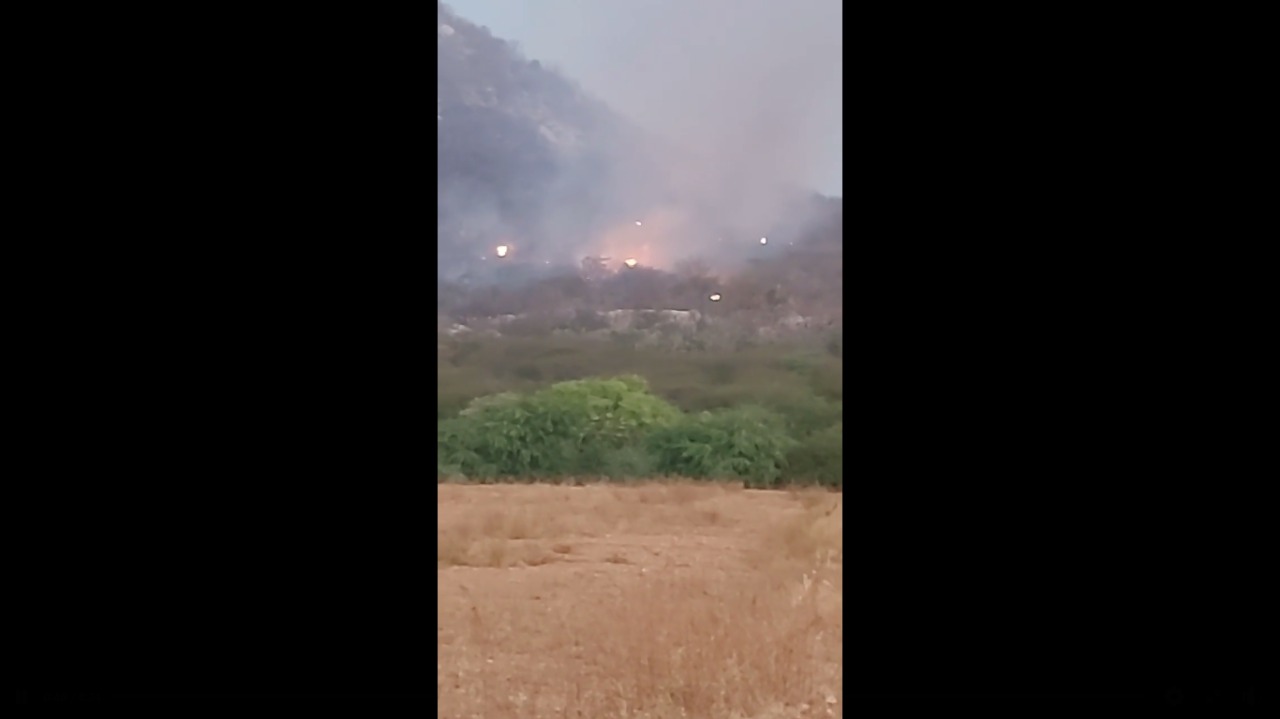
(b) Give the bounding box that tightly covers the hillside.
[436,2,842,322]
[438,2,637,275]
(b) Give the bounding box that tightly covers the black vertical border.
[19,5,438,705]
[850,2,1261,708]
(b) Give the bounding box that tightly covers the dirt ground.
[438,481,842,718]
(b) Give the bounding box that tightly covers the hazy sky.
[445,0,843,197]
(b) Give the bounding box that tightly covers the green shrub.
[538,374,683,444]
[757,393,842,439]
[437,418,493,477]
[437,375,681,478]
[598,444,658,479]
[435,335,843,485]
[784,422,843,487]
[646,406,796,488]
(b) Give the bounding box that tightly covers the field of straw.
[438,481,843,718]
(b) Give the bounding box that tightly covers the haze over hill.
[437,1,842,319]
[447,0,842,195]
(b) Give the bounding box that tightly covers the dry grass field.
[438,481,843,718]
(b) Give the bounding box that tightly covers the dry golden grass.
[438,480,842,718]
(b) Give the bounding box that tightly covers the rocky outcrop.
[438,309,834,347]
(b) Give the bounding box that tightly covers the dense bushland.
[437,337,842,486]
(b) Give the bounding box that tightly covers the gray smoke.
[438,0,842,279]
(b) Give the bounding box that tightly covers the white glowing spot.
[439,24,455,36]
[544,260,550,264]
[760,237,768,245]
[635,220,643,227]
[496,245,509,258]
[709,293,722,302]
[624,258,638,268]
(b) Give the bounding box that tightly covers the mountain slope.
[436,2,842,290]
[438,3,638,276]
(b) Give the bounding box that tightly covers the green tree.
[647,406,796,487]
[438,375,681,478]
